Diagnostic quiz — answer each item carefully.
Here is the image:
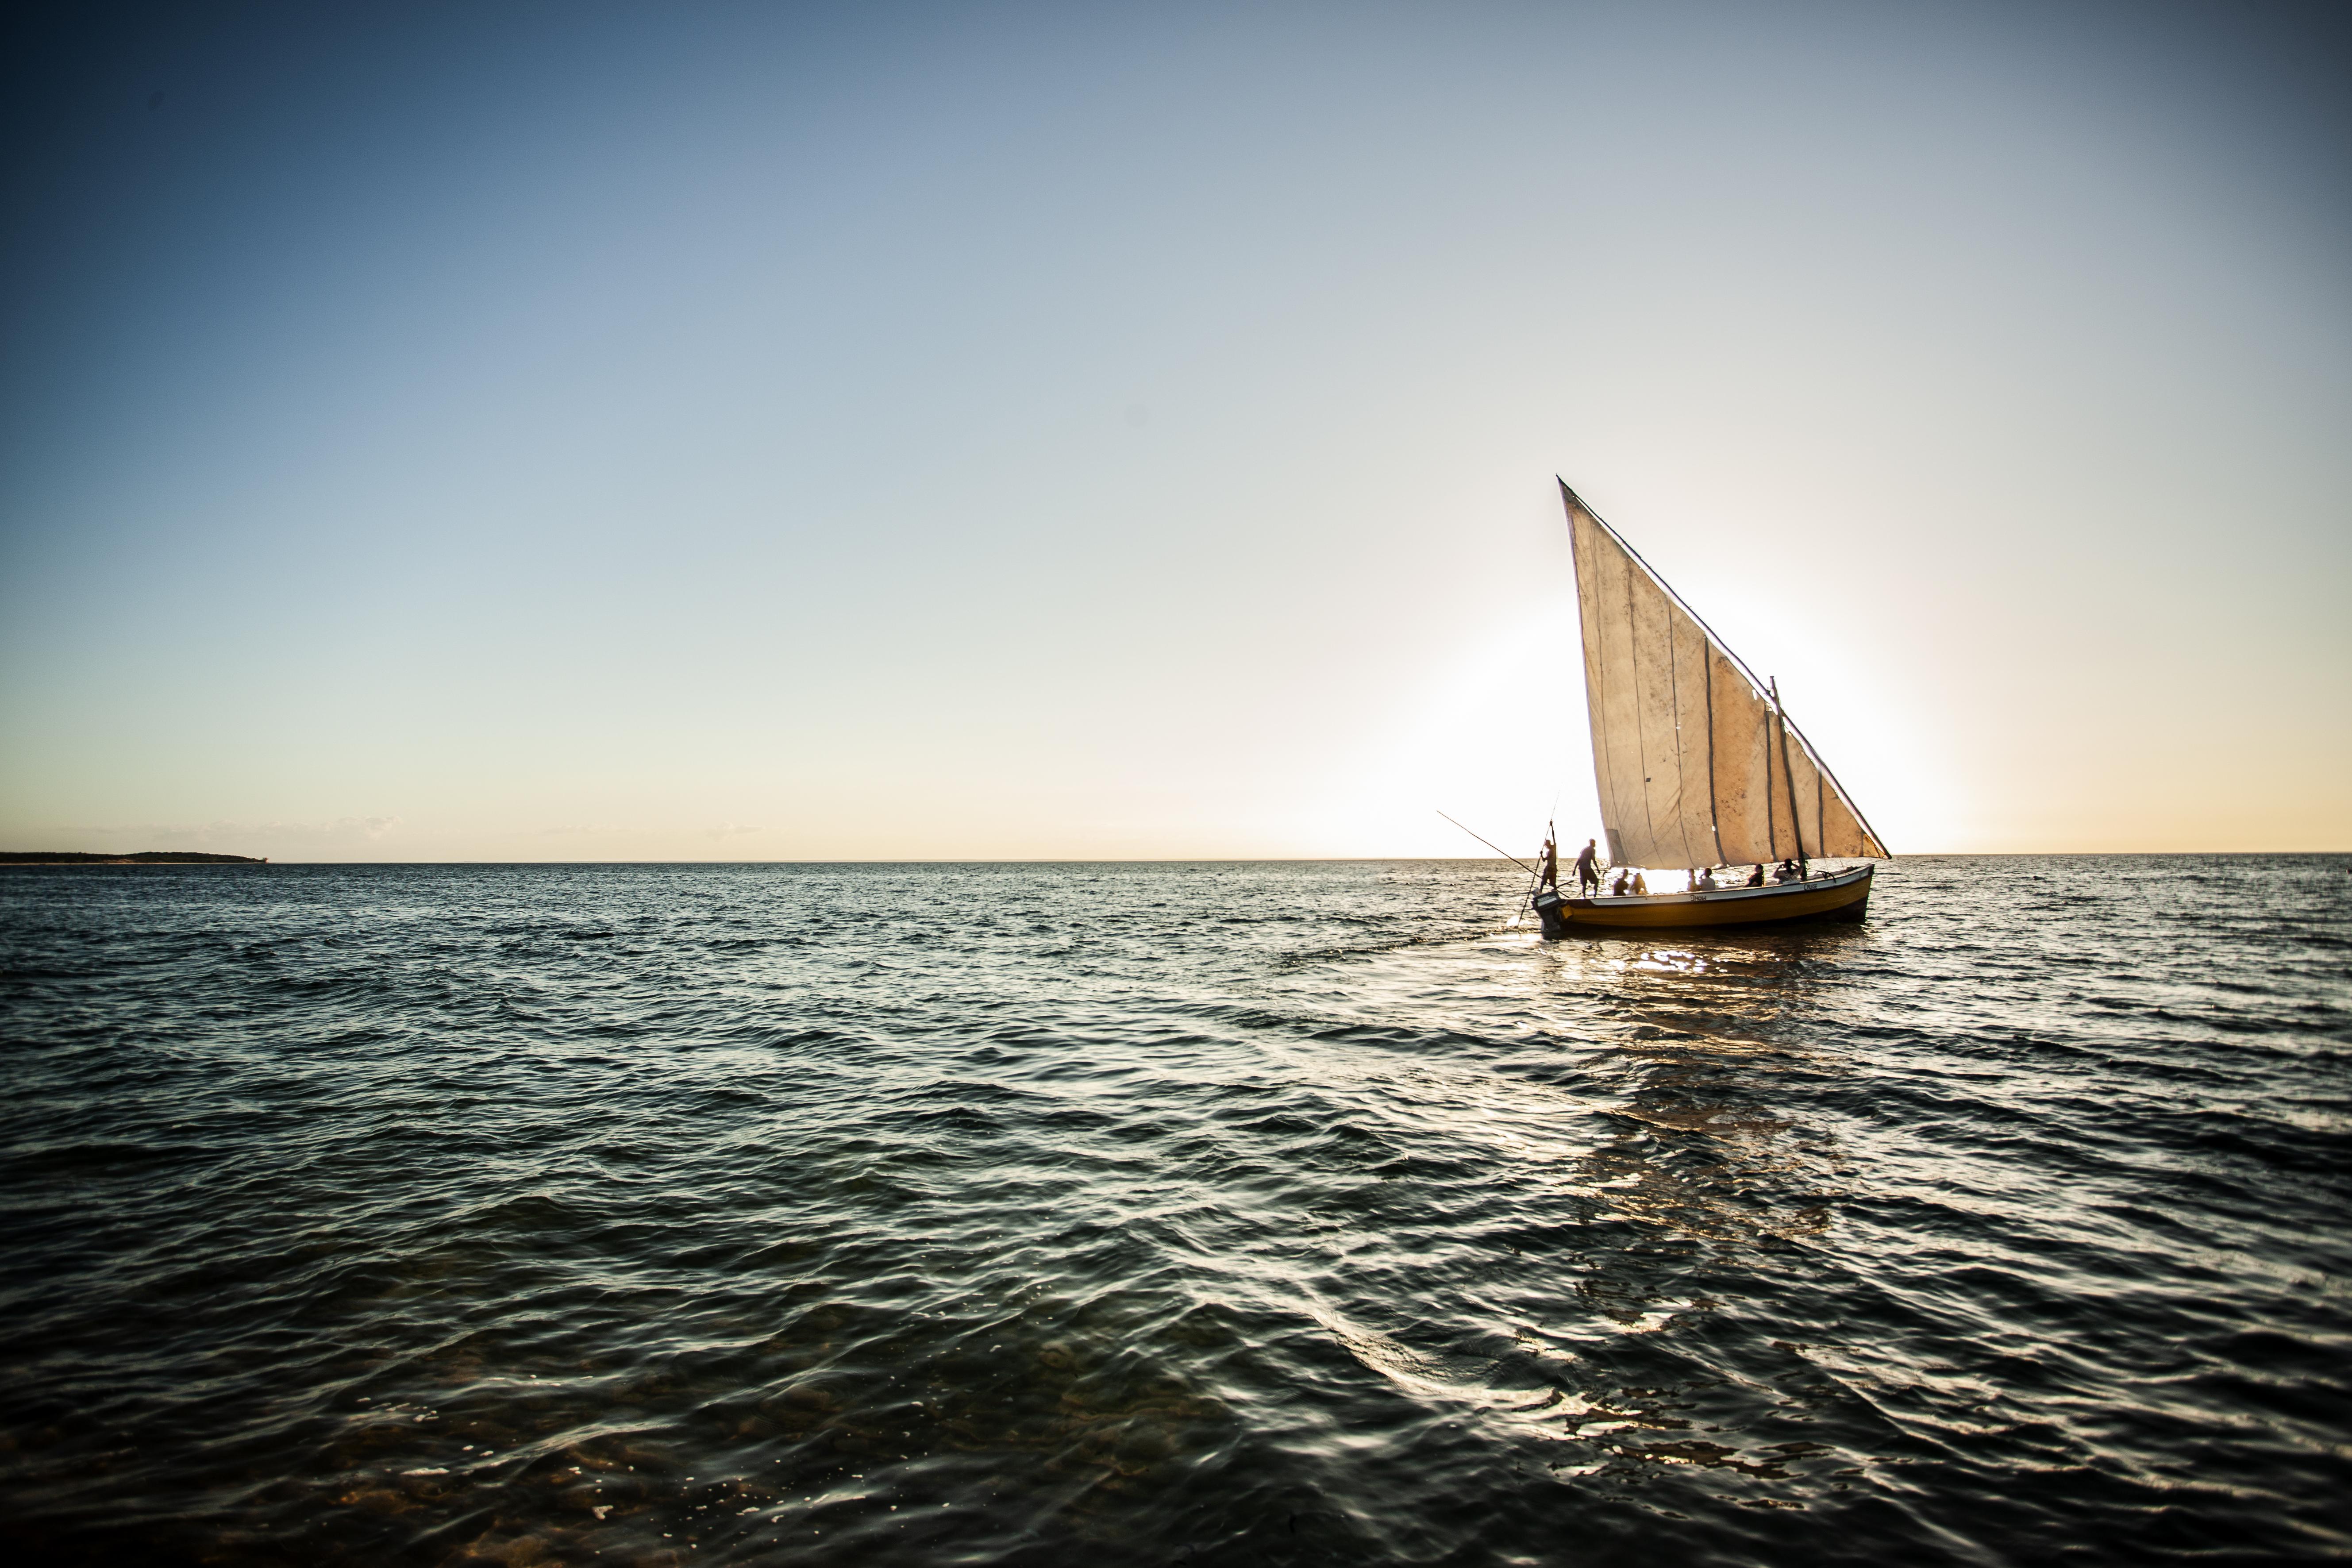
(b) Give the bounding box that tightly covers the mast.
[1778,707,1893,861]
[1703,654,1725,867]
[1770,677,1806,867]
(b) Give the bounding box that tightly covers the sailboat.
[1533,480,1890,935]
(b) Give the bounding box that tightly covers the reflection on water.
[1557,935,1852,1254]
[2,856,2347,1565]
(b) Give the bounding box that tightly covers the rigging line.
[1770,677,1810,865]
[1507,815,1550,916]
[1559,477,1891,859]
[1774,701,1895,858]
[1703,644,1725,867]
[1435,811,1539,875]
[1558,478,1776,715]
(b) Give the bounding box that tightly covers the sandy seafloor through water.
[1,856,2347,1567]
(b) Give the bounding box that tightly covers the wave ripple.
[2,856,2348,1565]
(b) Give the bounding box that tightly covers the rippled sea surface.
[3,857,2348,1567]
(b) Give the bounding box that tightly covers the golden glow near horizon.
[2,7,2346,860]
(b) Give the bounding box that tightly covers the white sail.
[1563,481,1886,871]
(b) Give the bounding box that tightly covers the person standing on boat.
[1537,836,1559,892]
[1574,839,1601,895]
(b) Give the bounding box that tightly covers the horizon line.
[7,851,2349,866]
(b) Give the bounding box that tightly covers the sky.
[2,0,2346,861]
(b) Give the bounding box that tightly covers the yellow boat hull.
[1534,865,1874,934]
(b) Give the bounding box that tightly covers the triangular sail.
[1563,481,1886,871]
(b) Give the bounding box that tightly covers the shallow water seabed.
[0,855,2346,1567]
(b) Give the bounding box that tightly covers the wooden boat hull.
[1534,865,1873,935]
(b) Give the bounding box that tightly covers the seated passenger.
[1630,871,1648,895]
[1610,870,1629,896]
[1693,867,1716,890]
[1746,864,1766,887]
[1774,859,1798,882]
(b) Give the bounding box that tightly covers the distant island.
[0,851,267,865]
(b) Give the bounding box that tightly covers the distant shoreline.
[0,851,267,866]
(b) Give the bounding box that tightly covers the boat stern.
[1532,889,1573,940]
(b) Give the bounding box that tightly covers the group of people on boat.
[1690,860,1809,890]
[1537,835,1813,899]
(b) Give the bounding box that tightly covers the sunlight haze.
[3,1,2345,859]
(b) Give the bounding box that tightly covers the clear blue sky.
[4,1,2346,859]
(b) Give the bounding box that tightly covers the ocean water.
[1,856,2346,1567]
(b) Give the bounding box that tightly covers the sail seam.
[1704,652,1724,866]
[1664,602,1686,868]
[1622,547,1662,864]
